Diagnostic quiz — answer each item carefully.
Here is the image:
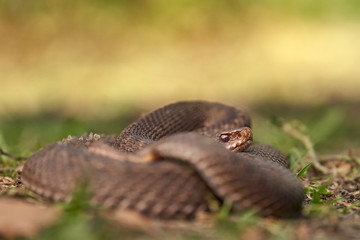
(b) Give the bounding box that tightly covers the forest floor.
[0,102,360,240]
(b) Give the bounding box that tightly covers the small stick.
[0,147,20,160]
[318,153,360,165]
[282,123,329,174]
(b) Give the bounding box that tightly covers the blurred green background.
[1,0,360,153]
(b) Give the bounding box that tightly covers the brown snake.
[21,101,304,219]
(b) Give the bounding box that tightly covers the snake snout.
[218,127,253,152]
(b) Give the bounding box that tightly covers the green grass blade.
[297,162,312,177]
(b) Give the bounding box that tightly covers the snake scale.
[22,101,304,219]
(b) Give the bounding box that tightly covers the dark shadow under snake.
[21,101,304,219]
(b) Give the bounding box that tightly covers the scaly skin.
[22,101,304,219]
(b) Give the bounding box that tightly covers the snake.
[21,101,304,219]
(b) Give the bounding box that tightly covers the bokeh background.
[1,0,360,153]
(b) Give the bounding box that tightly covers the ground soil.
[1,158,360,239]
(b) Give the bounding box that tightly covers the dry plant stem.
[0,148,16,159]
[319,154,360,166]
[282,123,329,174]
[0,147,25,161]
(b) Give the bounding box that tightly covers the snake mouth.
[217,127,253,152]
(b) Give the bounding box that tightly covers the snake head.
[217,127,253,152]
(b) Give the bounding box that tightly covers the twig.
[282,123,329,174]
[0,147,18,160]
[318,154,360,165]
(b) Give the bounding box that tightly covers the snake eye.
[220,134,230,143]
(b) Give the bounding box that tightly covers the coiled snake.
[22,101,304,219]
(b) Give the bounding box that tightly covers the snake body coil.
[22,101,304,219]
